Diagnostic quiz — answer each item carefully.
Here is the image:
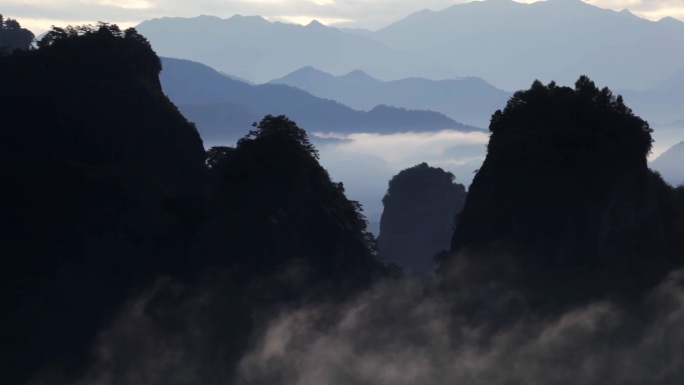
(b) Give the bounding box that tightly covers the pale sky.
[3,0,684,36]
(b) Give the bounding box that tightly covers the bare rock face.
[377,163,466,274]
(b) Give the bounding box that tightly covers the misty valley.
[2,1,684,384]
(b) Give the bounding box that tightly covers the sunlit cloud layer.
[4,0,684,35]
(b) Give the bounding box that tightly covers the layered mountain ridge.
[270,66,510,127]
[137,0,684,90]
[160,57,479,145]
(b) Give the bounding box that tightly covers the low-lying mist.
[313,129,489,217]
[46,256,684,385]
[238,270,684,385]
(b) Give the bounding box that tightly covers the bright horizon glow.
[4,0,684,36]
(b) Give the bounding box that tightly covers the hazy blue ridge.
[160,57,480,144]
[138,0,684,91]
[270,66,510,127]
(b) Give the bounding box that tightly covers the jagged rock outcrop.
[377,163,466,274]
[441,77,684,306]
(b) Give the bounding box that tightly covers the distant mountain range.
[617,69,684,154]
[267,64,684,132]
[139,16,420,85]
[269,67,510,128]
[371,0,684,90]
[651,141,684,186]
[620,69,684,125]
[159,58,477,145]
[137,0,684,91]
[648,121,684,165]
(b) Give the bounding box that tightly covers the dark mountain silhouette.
[441,76,684,309]
[377,163,466,274]
[0,14,34,52]
[159,57,478,144]
[1,24,386,385]
[270,66,510,127]
[206,115,385,289]
[651,141,684,186]
[137,0,684,91]
[0,23,210,384]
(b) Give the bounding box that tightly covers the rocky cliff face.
[377,163,466,274]
[442,77,684,306]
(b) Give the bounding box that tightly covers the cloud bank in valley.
[315,130,488,167]
[5,0,684,35]
[314,130,488,215]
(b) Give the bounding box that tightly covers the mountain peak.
[537,0,591,8]
[617,8,640,18]
[469,0,517,6]
[227,14,269,24]
[342,69,377,82]
[269,66,334,84]
[306,20,326,28]
[442,0,520,12]
[293,65,329,76]
[194,14,222,21]
[658,16,684,26]
[480,0,520,5]
[546,0,586,3]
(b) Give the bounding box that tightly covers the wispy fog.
[51,264,684,385]
[238,270,684,385]
[314,130,489,217]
